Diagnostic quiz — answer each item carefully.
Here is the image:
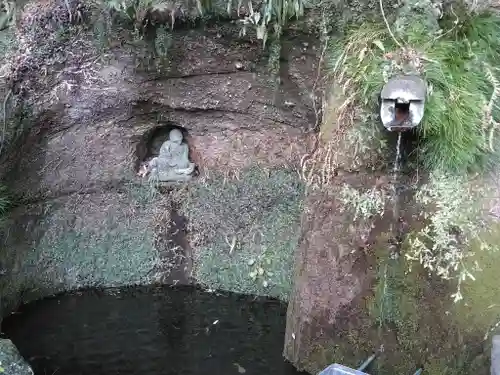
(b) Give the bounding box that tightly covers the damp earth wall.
[2,1,500,375]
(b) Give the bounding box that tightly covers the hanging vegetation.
[328,11,500,174]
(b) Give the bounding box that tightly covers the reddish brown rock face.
[188,130,315,173]
[283,175,380,373]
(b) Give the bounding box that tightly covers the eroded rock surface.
[0,0,316,313]
[283,175,379,373]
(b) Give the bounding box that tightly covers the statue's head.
[169,129,183,144]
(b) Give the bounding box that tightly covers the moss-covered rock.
[284,167,500,374]
[0,339,32,375]
[180,167,304,300]
[0,189,165,316]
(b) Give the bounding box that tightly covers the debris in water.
[213,320,219,325]
[234,363,246,373]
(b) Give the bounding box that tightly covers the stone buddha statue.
[142,128,195,182]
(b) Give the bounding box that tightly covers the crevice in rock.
[128,99,306,131]
[152,200,192,285]
[139,69,251,81]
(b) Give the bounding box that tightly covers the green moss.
[369,245,421,330]
[309,0,400,35]
[453,223,500,333]
[180,167,304,300]
[267,36,281,93]
[21,224,158,289]
[92,8,112,52]
[365,241,422,373]
[0,198,162,315]
[125,180,159,207]
[0,185,10,219]
[392,0,440,37]
[0,28,16,58]
[363,237,490,374]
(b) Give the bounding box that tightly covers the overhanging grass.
[329,12,500,173]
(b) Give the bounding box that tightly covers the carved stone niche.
[136,125,198,183]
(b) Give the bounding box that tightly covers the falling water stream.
[389,132,403,246]
[393,132,403,177]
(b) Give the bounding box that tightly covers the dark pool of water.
[1,285,306,375]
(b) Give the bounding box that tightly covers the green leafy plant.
[104,0,177,32]
[105,0,149,29]
[235,0,305,92]
[338,184,386,220]
[237,0,304,47]
[329,12,500,173]
[407,173,496,302]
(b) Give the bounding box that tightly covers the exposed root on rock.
[300,93,359,192]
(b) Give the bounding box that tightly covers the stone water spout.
[380,75,427,132]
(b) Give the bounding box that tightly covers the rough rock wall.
[283,176,379,373]
[0,0,317,315]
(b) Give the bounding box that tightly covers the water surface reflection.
[2,286,304,375]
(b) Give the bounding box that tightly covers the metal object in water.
[318,353,423,375]
[318,364,369,375]
[380,75,427,132]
